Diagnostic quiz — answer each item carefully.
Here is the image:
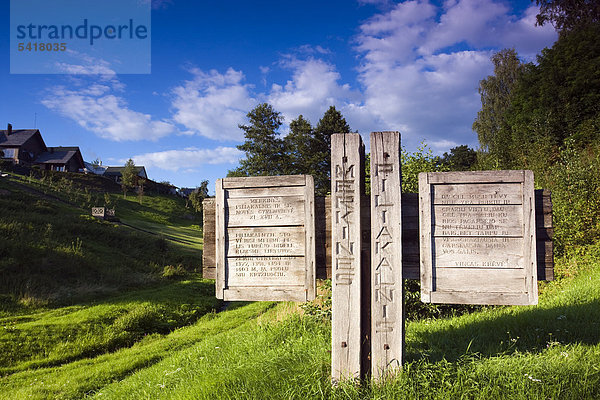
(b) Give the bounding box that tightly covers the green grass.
[0,172,202,306]
[83,247,600,399]
[1,169,598,399]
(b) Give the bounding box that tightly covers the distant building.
[103,166,148,183]
[178,187,195,198]
[34,146,85,172]
[84,161,108,175]
[0,124,47,165]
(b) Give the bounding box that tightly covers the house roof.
[34,146,85,168]
[35,150,77,164]
[0,129,45,148]
[104,166,147,177]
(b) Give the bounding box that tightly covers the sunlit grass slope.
[92,245,599,400]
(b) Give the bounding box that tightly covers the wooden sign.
[105,209,115,217]
[419,170,538,305]
[91,207,105,218]
[331,133,366,382]
[370,131,403,379]
[215,175,316,302]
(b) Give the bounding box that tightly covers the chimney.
[7,123,12,135]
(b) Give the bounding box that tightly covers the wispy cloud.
[131,147,243,171]
[170,68,255,141]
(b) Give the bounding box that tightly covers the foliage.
[312,106,351,195]
[472,49,525,169]
[230,103,286,176]
[188,180,209,216]
[121,158,137,198]
[535,0,600,35]
[546,139,600,253]
[299,279,331,321]
[283,115,315,176]
[401,142,448,192]
[441,145,478,171]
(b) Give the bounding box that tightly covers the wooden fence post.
[331,133,366,382]
[370,131,404,379]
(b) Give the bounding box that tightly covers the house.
[178,187,195,198]
[0,124,47,165]
[83,161,108,175]
[103,166,148,183]
[34,147,86,172]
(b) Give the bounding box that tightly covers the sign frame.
[215,175,316,302]
[419,170,538,306]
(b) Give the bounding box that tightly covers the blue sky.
[1,0,557,192]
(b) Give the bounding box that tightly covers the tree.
[189,180,209,226]
[401,143,447,192]
[189,180,209,213]
[91,158,102,168]
[535,0,600,35]
[284,115,315,176]
[472,49,525,168]
[441,145,478,171]
[137,178,146,205]
[312,106,351,195]
[121,159,137,198]
[229,103,286,177]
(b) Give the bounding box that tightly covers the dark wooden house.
[0,124,47,165]
[34,147,86,172]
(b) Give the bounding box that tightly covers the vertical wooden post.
[331,133,365,382]
[370,131,403,379]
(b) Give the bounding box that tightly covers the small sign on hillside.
[419,170,538,305]
[215,175,316,302]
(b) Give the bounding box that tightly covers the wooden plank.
[222,175,306,189]
[427,170,525,184]
[202,198,216,280]
[226,196,305,227]
[432,204,523,237]
[226,226,305,257]
[331,133,364,383]
[419,172,432,303]
[523,170,538,305]
[202,190,554,282]
[215,179,225,299]
[225,186,305,198]
[223,287,307,302]
[370,131,403,379]
[434,237,524,268]
[226,256,306,287]
[430,291,531,306]
[305,175,316,301]
[434,268,526,293]
[432,183,523,205]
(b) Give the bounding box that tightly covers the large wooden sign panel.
[419,170,538,306]
[215,175,316,302]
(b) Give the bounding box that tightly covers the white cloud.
[170,68,255,141]
[131,147,243,171]
[42,85,176,142]
[355,0,557,149]
[268,58,360,125]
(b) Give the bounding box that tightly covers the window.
[1,148,16,159]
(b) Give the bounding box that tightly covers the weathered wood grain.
[202,191,554,281]
[419,170,538,306]
[370,131,403,379]
[432,183,523,205]
[331,133,365,383]
[214,175,316,302]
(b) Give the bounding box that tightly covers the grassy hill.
[1,170,599,399]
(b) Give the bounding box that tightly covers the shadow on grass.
[407,298,600,362]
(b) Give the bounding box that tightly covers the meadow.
[0,170,598,399]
